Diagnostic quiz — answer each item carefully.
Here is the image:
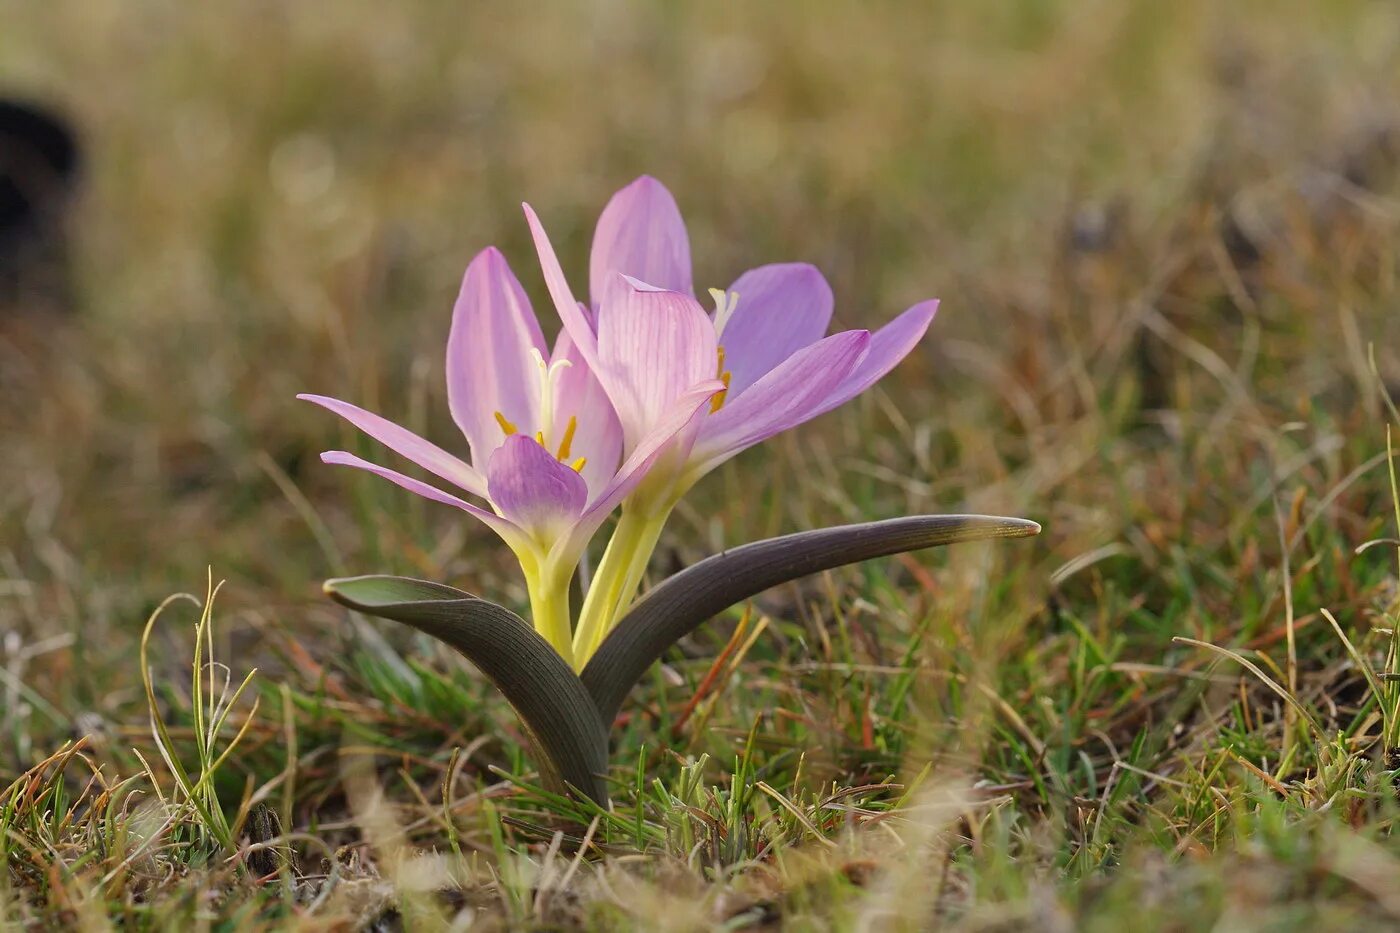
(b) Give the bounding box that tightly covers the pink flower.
[526,176,938,501]
[300,246,722,663]
[521,176,939,655]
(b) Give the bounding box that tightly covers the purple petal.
[811,300,939,418]
[552,379,724,564]
[298,394,488,498]
[590,176,693,309]
[692,330,871,472]
[596,276,718,452]
[523,202,601,373]
[485,435,588,537]
[549,327,622,500]
[446,248,547,464]
[719,263,835,398]
[319,450,525,550]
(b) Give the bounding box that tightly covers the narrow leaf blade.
[324,575,611,804]
[581,514,1040,724]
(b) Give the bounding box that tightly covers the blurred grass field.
[6,0,1400,928]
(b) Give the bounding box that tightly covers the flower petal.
[486,436,589,542]
[692,329,871,473]
[298,394,488,498]
[524,202,600,372]
[551,379,724,565]
[596,276,718,452]
[589,176,693,309]
[549,327,622,500]
[319,450,525,550]
[718,263,835,397]
[446,247,548,465]
[811,300,939,418]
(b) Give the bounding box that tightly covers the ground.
[5,1,1400,929]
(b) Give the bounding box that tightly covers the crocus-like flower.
[523,177,940,658]
[300,246,722,666]
[305,181,1038,808]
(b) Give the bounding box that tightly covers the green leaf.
[323,575,611,805]
[581,514,1040,724]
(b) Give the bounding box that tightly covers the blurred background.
[5,0,1400,899]
[13,0,1400,924]
[5,0,1397,575]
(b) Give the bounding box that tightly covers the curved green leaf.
[323,575,611,805]
[581,514,1040,724]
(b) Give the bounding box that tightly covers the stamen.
[494,411,518,436]
[535,430,546,446]
[710,371,732,413]
[708,345,733,413]
[570,456,587,473]
[556,415,578,460]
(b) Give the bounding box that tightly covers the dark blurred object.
[0,97,80,313]
[1066,200,1127,256]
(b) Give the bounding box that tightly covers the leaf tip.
[321,576,362,612]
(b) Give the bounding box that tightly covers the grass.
[6,0,1400,928]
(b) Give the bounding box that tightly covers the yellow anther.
[494,411,518,436]
[710,371,732,413]
[535,430,546,447]
[556,415,578,460]
[570,456,587,473]
[709,346,732,412]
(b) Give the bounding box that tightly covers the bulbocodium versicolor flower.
[303,176,1039,803]
[524,177,940,658]
[300,243,722,665]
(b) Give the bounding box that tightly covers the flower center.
[492,349,587,473]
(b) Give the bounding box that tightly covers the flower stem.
[571,505,671,668]
[527,568,573,669]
